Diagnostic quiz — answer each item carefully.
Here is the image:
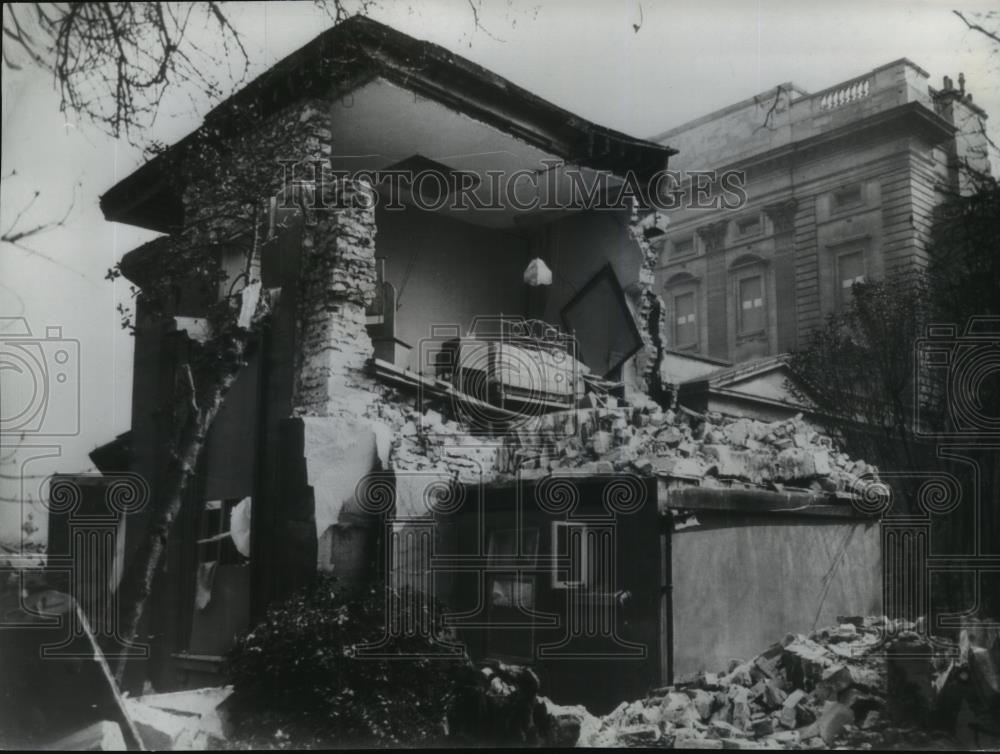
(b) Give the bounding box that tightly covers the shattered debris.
[542,617,1000,749]
[365,379,880,502]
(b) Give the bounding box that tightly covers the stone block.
[661,691,700,726]
[618,724,661,745]
[816,701,854,745]
[774,448,817,481]
[779,689,806,729]
[724,419,752,447]
[703,445,771,483]
[685,687,715,720]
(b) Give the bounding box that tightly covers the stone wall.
[174,99,384,581]
[294,180,379,417]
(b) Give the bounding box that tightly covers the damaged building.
[76,16,885,711]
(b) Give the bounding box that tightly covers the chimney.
[959,72,966,95]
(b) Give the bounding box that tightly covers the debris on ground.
[543,616,1000,749]
[123,686,233,750]
[0,589,145,750]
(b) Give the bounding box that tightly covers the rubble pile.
[543,617,1000,749]
[367,384,879,496]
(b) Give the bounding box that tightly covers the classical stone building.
[651,59,990,373]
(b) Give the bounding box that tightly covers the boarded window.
[738,275,765,333]
[674,292,697,347]
[838,251,866,307]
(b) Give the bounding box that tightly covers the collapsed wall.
[369,385,878,501]
[627,206,672,404]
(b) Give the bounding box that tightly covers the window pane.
[674,292,696,346]
[838,252,865,305]
[739,276,764,333]
[490,578,535,609]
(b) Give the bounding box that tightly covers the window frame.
[671,235,695,259]
[836,249,867,309]
[196,498,249,566]
[735,213,763,239]
[672,290,698,350]
[832,183,864,211]
[551,521,589,589]
[737,273,766,336]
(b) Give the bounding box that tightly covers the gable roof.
[683,354,791,389]
[100,15,676,232]
[679,354,818,417]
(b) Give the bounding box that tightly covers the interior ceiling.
[328,78,624,230]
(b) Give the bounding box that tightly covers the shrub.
[224,576,471,748]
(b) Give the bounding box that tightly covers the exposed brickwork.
[294,180,379,417]
[627,205,671,403]
[165,97,382,419]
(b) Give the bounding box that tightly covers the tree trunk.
[113,403,210,685]
[113,340,250,685]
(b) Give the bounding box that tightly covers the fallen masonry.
[541,617,1000,749]
[365,374,882,498]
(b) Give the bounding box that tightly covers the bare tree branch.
[954,9,1000,46]
[1,172,90,280]
[754,84,788,133]
[2,2,251,141]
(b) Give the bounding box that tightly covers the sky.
[1,0,998,545]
